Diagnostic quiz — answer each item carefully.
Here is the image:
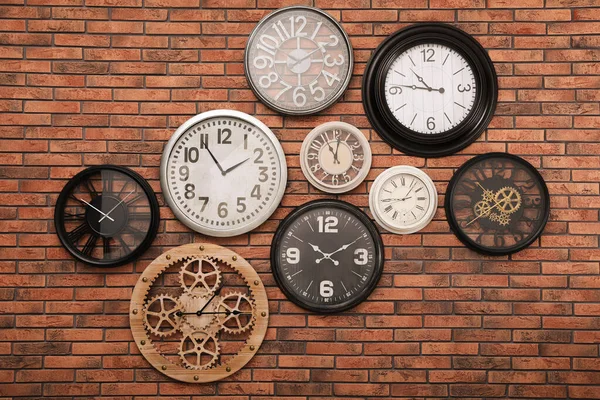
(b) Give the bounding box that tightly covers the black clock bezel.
[362,23,498,158]
[54,165,160,267]
[270,199,384,313]
[444,152,550,256]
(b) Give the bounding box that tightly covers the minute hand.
[327,237,361,258]
[410,69,433,90]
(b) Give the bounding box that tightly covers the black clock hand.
[325,141,339,164]
[206,145,226,176]
[333,138,341,164]
[177,310,253,316]
[176,285,223,318]
[398,84,444,93]
[223,157,250,175]
[410,68,433,90]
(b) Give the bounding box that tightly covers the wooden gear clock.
[129,243,269,383]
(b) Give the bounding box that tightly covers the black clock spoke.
[125,193,144,207]
[84,179,99,199]
[64,212,85,221]
[102,237,111,258]
[81,233,99,256]
[116,234,132,254]
[117,179,131,198]
[129,211,151,221]
[67,223,91,243]
[102,170,114,194]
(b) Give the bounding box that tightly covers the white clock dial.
[384,43,476,135]
[245,6,353,115]
[300,122,371,194]
[160,110,287,237]
[369,166,438,234]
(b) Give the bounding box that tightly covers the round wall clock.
[362,23,497,157]
[54,165,160,267]
[245,6,353,115]
[300,121,372,194]
[445,153,550,255]
[160,110,287,237]
[130,243,268,383]
[271,200,384,313]
[369,166,437,234]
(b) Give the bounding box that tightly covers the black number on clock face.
[54,166,159,267]
[445,153,550,255]
[271,200,384,312]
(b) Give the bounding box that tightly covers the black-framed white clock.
[362,23,497,158]
[271,200,384,313]
[245,6,353,115]
[445,153,550,256]
[54,165,160,267]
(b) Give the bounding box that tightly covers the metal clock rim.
[369,165,438,234]
[300,121,372,194]
[244,5,354,116]
[270,199,384,313]
[362,23,498,158]
[159,109,288,238]
[444,152,550,256]
[54,164,160,267]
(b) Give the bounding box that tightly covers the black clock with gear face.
[445,153,550,255]
[54,165,160,267]
[271,200,384,313]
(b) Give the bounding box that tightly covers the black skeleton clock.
[54,165,160,267]
[445,153,550,256]
[271,200,384,313]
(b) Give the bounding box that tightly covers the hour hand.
[410,68,433,90]
[308,243,326,256]
[206,145,226,175]
[223,158,250,175]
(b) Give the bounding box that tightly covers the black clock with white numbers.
[271,200,384,313]
[54,165,160,267]
[362,23,497,157]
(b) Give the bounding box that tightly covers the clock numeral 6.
[427,117,436,131]
[320,280,334,297]
[354,248,368,265]
[293,87,307,107]
[286,247,299,264]
[317,215,338,233]
[218,202,228,218]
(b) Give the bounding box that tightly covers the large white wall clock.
[244,6,353,115]
[300,121,372,194]
[160,110,287,237]
[369,166,438,234]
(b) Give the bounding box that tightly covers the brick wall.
[1,0,600,397]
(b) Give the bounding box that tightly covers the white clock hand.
[76,198,114,222]
[326,237,361,258]
[98,188,136,223]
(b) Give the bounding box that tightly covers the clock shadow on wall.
[362,23,498,158]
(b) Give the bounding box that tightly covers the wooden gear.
[129,243,269,383]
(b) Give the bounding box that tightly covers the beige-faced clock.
[129,243,268,383]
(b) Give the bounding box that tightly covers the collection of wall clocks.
[300,122,372,194]
[369,166,438,235]
[445,153,550,255]
[160,110,287,237]
[271,200,384,313]
[51,12,552,382]
[130,243,268,382]
[362,24,498,158]
[245,6,353,115]
[54,165,160,267]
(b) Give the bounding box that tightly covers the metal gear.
[179,257,222,297]
[473,200,492,217]
[494,186,521,214]
[179,292,218,333]
[179,330,220,370]
[481,188,495,203]
[497,213,510,226]
[216,292,255,334]
[488,212,500,222]
[143,294,183,338]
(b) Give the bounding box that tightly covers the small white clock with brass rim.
[369,166,437,234]
[300,121,371,194]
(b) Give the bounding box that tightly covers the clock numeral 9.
[420,48,435,62]
[320,280,334,297]
[354,248,368,265]
[427,117,436,131]
[253,55,274,70]
[179,165,189,181]
[388,85,402,95]
[286,247,299,264]
[317,215,338,233]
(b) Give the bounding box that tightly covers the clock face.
[369,166,438,234]
[300,121,372,194]
[245,6,353,115]
[160,110,287,237]
[54,165,160,267]
[384,43,476,135]
[445,153,550,255]
[271,200,384,313]
[362,23,497,157]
